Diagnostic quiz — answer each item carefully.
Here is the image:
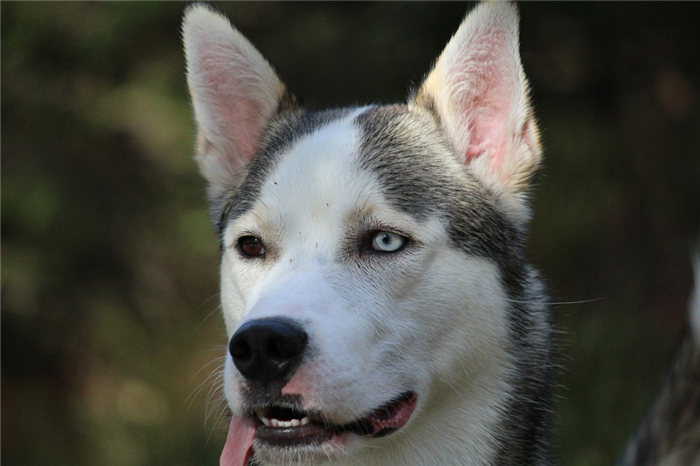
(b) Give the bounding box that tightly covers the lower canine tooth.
[301,417,310,425]
[261,416,270,427]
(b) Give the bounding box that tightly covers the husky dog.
[182,2,550,465]
[182,2,698,465]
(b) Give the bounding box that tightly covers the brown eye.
[238,235,265,257]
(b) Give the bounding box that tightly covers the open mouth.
[221,392,417,466]
[255,391,417,442]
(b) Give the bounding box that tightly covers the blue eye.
[371,231,406,252]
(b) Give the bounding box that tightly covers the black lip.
[253,391,415,446]
[256,422,333,446]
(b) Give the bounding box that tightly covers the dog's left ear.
[412,2,541,215]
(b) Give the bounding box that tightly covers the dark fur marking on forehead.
[355,106,525,277]
[215,107,355,241]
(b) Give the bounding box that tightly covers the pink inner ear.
[463,101,511,174]
[197,49,267,165]
[219,99,261,163]
[446,27,517,171]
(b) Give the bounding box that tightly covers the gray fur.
[618,254,700,466]
[355,105,554,464]
[618,332,700,466]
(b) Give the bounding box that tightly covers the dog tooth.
[264,416,309,428]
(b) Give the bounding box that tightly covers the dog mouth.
[221,392,417,465]
[256,391,416,439]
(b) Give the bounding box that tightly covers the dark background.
[3,2,700,465]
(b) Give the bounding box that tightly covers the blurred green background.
[2,2,700,465]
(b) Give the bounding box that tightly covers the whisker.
[187,358,226,408]
[190,300,223,336]
[190,352,227,382]
[504,297,606,306]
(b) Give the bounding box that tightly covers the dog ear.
[412,2,541,208]
[183,4,288,197]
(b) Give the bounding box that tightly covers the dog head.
[183,2,541,465]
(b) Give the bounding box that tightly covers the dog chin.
[253,433,352,466]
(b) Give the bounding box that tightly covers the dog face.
[183,3,542,465]
[217,107,516,464]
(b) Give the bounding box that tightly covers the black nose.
[229,318,308,383]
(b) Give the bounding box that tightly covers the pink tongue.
[220,416,255,466]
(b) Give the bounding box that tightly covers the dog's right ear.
[183,4,287,197]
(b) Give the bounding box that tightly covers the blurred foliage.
[2,2,699,465]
